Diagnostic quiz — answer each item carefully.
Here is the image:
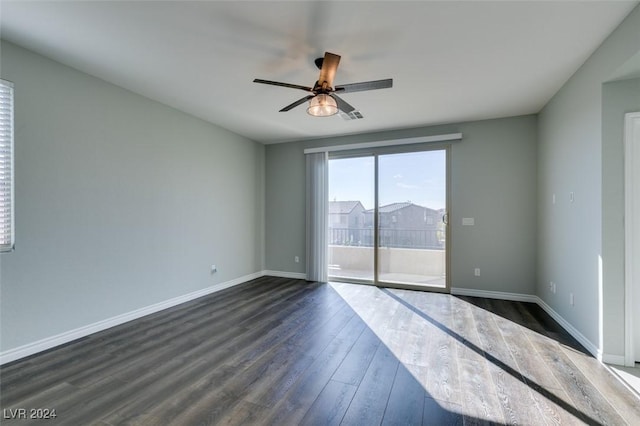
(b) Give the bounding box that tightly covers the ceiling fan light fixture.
[307,94,338,117]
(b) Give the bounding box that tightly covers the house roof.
[363,202,438,214]
[329,201,363,214]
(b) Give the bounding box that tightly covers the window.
[0,79,14,252]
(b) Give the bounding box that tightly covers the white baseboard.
[533,296,600,360]
[451,287,538,303]
[602,353,626,365]
[0,271,264,365]
[263,270,308,280]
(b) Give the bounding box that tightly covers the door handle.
[442,213,449,225]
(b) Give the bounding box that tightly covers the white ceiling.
[1,1,638,144]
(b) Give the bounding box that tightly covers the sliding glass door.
[328,147,449,292]
[328,156,375,282]
[377,150,447,288]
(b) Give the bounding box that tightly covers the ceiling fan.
[253,52,393,118]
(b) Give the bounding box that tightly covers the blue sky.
[328,150,446,210]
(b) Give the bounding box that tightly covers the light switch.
[462,217,475,226]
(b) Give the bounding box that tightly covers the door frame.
[328,144,451,293]
[624,111,640,366]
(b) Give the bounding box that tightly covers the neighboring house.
[363,202,442,249]
[363,202,440,229]
[328,200,365,245]
[329,200,365,229]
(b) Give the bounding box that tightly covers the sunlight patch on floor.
[608,364,640,397]
[330,281,541,422]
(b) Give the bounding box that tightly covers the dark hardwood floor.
[1,276,639,425]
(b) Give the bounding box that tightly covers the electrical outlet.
[569,292,574,306]
[294,256,300,263]
[211,265,217,274]
[550,281,556,294]
[474,268,480,277]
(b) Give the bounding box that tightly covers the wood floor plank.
[425,330,461,404]
[210,399,270,426]
[300,379,357,426]
[561,346,640,424]
[222,307,353,403]
[469,299,545,425]
[528,321,628,425]
[379,297,414,359]
[457,357,505,424]
[340,344,399,425]
[449,297,485,362]
[331,327,380,386]
[422,396,464,426]
[0,382,80,425]
[157,387,239,426]
[473,299,598,425]
[127,364,239,424]
[223,288,347,369]
[385,289,416,333]
[399,304,434,367]
[381,362,426,425]
[263,314,366,425]
[101,359,226,425]
[524,380,594,426]
[485,301,566,393]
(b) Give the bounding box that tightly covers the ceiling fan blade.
[253,79,313,92]
[317,52,341,88]
[334,78,393,93]
[330,94,355,114]
[279,95,316,112]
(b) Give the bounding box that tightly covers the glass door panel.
[328,156,375,282]
[377,150,447,288]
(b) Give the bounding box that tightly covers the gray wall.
[266,115,538,295]
[602,77,640,356]
[0,41,265,352]
[537,6,640,356]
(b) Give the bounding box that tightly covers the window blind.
[305,151,329,282]
[0,79,14,252]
